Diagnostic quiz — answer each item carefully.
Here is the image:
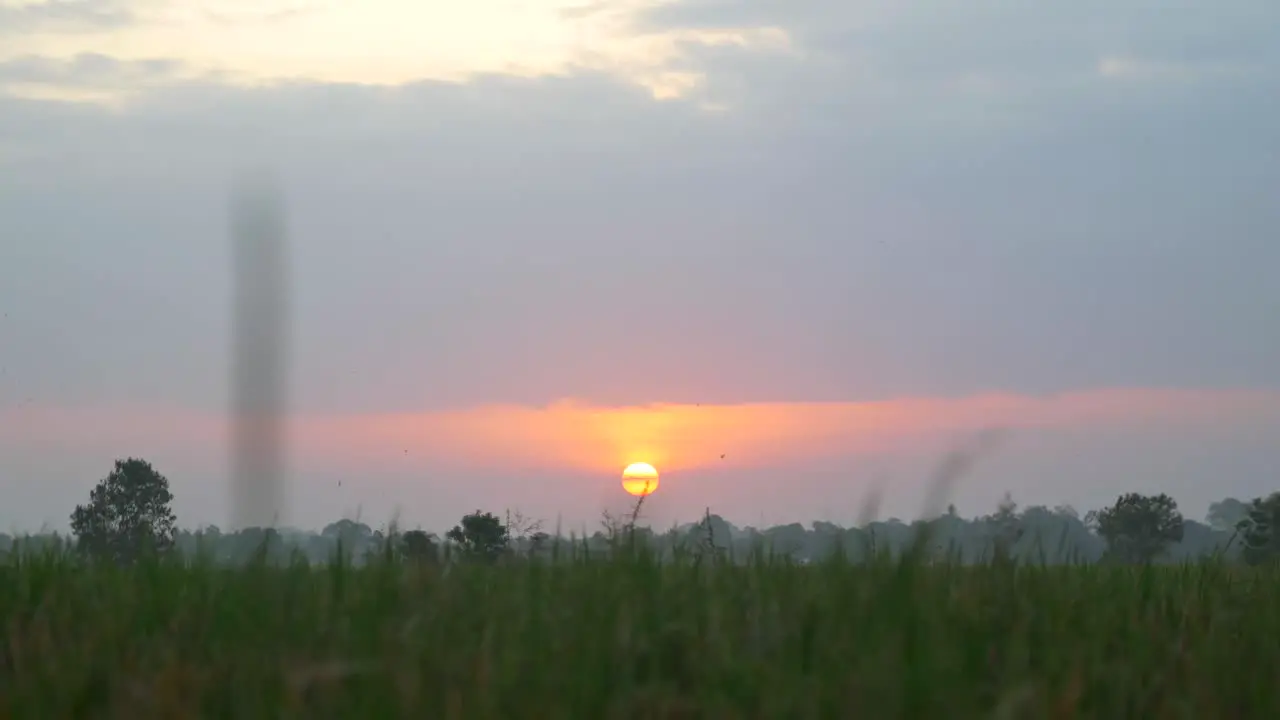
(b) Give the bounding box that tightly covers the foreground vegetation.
[2,542,1279,717]
[4,456,1278,716]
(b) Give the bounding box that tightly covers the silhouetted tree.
[983,492,1023,561]
[69,457,177,563]
[1053,504,1079,520]
[322,518,374,558]
[1089,492,1183,564]
[22,487,1256,566]
[528,531,551,556]
[226,526,287,565]
[446,510,509,561]
[401,530,439,564]
[1240,492,1280,566]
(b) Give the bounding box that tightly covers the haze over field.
[1,0,1278,532]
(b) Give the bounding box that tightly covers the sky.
[1,0,1278,533]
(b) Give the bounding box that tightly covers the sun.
[621,462,659,496]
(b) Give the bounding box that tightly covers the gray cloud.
[1,47,1276,421]
[0,0,135,35]
[636,0,1280,70]
[0,52,185,88]
[1,2,1278,412]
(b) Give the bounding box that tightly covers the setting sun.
[621,462,659,496]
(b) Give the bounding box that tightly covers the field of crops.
[1,546,1277,718]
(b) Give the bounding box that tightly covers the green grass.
[1,545,1277,718]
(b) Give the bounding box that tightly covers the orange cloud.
[4,387,1278,478]
[287,387,1280,474]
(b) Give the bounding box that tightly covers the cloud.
[294,389,1280,476]
[0,0,794,101]
[628,0,1280,130]
[0,0,136,35]
[197,1,327,26]
[6,388,1279,477]
[636,0,1280,74]
[0,52,207,102]
[6,1,1278,125]
[1,52,1277,417]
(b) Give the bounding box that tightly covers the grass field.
[1,542,1277,718]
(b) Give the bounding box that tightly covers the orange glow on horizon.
[304,390,1280,476]
[4,389,1280,479]
[621,462,659,496]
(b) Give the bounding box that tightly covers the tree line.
[4,456,1279,566]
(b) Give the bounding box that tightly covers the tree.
[446,510,509,561]
[1090,492,1183,564]
[322,519,374,558]
[70,457,178,563]
[1206,497,1250,533]
[983,492,1023,560]
[1239,492,1280,566]
[400,530,439,564]
[528,531,551,556]
[227,526,286,566]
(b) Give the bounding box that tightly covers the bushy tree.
[1089,492,1183,564]
[1053,504,1079,520]
[70,457,177,563]
[322,519,374,558]
[446,510,508,561]
[228,526,287,565]
[1206,498,1250,532]
[1240,492,1280,566]
[401,530,439,564]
